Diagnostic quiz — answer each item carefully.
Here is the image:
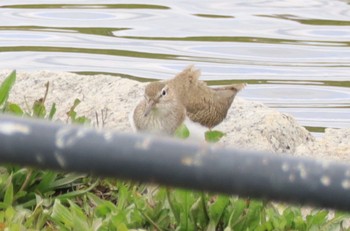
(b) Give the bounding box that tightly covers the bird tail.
[174,65,201,82]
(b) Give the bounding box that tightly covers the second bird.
[167,65,245,130]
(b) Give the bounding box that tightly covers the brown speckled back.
[168,65,245,129]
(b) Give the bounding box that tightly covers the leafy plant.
[175,123,190,139]
[0,70,16,111]
[67,98,90,124]
[205,130,225,143]
[175,123,225,142]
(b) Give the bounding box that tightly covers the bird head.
[143,81,175,117]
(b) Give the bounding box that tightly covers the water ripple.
[0,0,349,132]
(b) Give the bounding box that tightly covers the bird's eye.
[161,89,167,96]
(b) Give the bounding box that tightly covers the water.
[0,0,349,134]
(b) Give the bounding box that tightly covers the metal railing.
[0,115,349,211]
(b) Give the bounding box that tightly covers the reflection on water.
[0,0,349,133]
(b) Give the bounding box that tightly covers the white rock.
[0,70,349,161]
[217,98,314,154]
[296,128,350,160]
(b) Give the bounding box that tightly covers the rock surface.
[217,99,314,154]
[0,70,349,161]
[296,128,350,161]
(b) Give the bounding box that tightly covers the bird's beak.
[144,100,156,117]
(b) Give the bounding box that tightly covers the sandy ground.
[0,70,349,161]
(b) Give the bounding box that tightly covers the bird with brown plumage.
[167,65,246,130]
[131,65,245,135]
[131,81,186,135]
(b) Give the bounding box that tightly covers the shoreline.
[0,70,349,161]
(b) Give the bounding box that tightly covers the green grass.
[0,70,349,230]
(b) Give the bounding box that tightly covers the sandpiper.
[167,65,245,130]
[131,81,186,135]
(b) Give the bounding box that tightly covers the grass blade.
[0,70,16,107]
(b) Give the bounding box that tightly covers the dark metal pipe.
[0,115,350,210]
